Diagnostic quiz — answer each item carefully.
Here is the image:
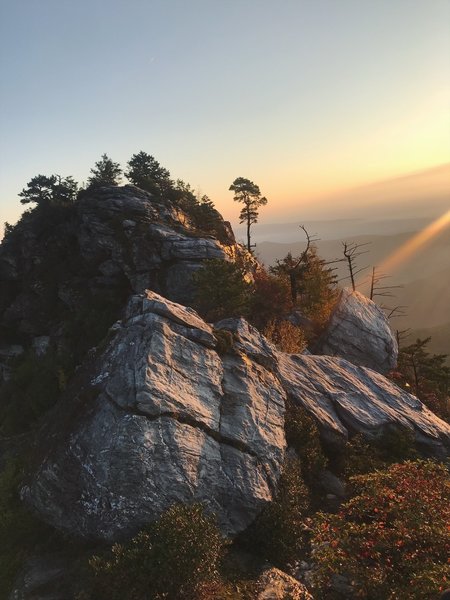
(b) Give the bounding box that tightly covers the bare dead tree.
[297,225,318,264]
[341,241,370,291]
[382,305,408,319]
[396,328,412,347]
[369,266,403,300]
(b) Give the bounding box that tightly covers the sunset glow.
[368,209,450,277]
[1,1,449,229]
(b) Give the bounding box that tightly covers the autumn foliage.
[311,460,450,599]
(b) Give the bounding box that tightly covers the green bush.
[248,270,293,331]
[0,350,68,435]
[284,401,327,486]
[90,504,226,600]
[193,259,252,322]
[311,460,450,599]
[334,429,418,479]
[238,457,310,567]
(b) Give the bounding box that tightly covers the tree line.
[10,152,270,250]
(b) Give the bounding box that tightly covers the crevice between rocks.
[103,390,275,493]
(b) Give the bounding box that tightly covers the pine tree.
[229,177,267,252]
[87,154,122,188]
[19,174,78,206]
[125,151,171,195]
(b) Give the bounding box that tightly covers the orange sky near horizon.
[1,1,449,232]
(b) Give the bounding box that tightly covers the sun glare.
[374,209,450,277]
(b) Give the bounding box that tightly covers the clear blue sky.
[1,0,449,228]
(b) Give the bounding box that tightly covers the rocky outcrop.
[22,292,450,542]
[0,185,244,342]
[277,352,450,457]
[313,288,398,374]
[21,291,286,541]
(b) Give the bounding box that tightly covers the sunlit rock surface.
[277,353,450,457]
[313,288,398,374]
[256,568,314,600]
[22,292,449,541]
[22,291,286,541]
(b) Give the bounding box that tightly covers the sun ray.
[357,209,450,289]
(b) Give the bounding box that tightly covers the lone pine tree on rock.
[229,177,267,252]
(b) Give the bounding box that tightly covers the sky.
[0,0,449,230]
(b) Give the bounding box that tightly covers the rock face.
[22,292,450,542]
[277,352,450,458]
[313,288,398,374]
[21,291,286,541]
[0,185,242,342]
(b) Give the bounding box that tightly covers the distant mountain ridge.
[236,216,433,244]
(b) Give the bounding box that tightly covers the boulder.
[21,293,450,544]
[312,288,398,374]
[277,352,450,458]
[22,291,286,541]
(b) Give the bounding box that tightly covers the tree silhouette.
[87,154,122,188]
[369,266,402,300]
[229,177,267,252]
[125,151,171,195]
[19,174,78,206]
[270,225,317,303]
[341,241,370,291]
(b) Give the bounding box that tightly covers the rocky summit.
[0,184,239,348]
[22,290,450,541]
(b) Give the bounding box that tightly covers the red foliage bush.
[311,460,450,599]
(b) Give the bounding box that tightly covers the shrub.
[238,457,310,567]
[193,259,252,322]
[90,504,225,600]
[0,350,68,435]
[262,319,307,354]
[213,328,236,355]
[270,246,339,329]
[311,460,450,599]
[284,401,327,486]
[248,271,292,330]
[394,338,450,423]
[334,429,418,479]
